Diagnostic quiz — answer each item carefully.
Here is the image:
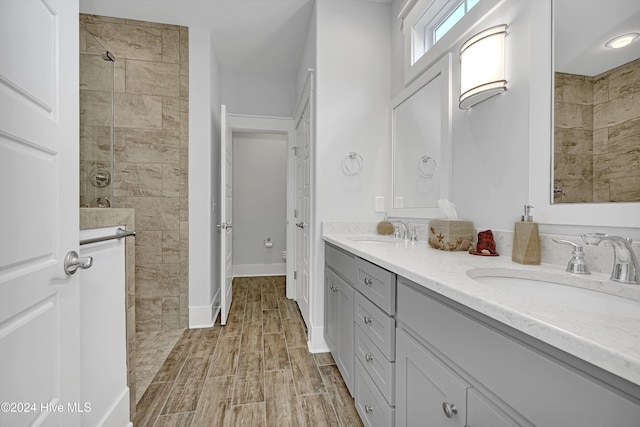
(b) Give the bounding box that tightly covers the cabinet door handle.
[364,277,373,286]
[363,316,372,325]
[365,353,373,363]
[333,285,338,292]
[442,402,458,418]
[364,404,373,414]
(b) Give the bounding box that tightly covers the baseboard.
[233,263,286,277]
[189,289,220,328]
[94,387,130,427]
[307,323,329,353]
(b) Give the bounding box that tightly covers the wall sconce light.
[459,24,508,109]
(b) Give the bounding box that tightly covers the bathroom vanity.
[323,234,640,427]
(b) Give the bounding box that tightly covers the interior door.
[219,104,233,325]
[294,101,311,328]
[0,1,82,426]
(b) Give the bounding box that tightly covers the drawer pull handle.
[442,402,458,418]
[365,353,373,363]
[364,404,373,414]
[364,277,373,286]
[331,285,338,292]
[363,316,372,325]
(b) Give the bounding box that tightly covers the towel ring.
[418,155,437,178]
[342,152,364,175]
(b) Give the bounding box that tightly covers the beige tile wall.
[81,14,189,331]
[554,58,640,203]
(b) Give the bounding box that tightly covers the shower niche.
[80,27,115,208]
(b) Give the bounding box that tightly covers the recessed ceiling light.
[605,33,639,49]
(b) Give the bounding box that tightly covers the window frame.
[402,0,501,85]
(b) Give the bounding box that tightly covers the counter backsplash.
[322,221,640,277]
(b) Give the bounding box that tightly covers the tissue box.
[428,219,475,251]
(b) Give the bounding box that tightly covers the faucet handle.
[410,225,418,242]
[553,239,590,274]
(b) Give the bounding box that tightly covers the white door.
[219,105,233,325]
[294,101,311,328]
[0,1,82,426]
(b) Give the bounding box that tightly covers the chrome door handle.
[296,222,305,229]
[217,222,233,230]
[363,316,372,325]
[365,354,373,363]
[64,251,93,275]
[364,277,373,286]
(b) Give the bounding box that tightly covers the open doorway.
[232,132,288,277]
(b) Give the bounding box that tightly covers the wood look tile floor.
[134,276,363,427]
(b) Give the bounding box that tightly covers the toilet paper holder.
[264,237,273,248]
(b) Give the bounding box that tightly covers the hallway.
[134,276,363,426]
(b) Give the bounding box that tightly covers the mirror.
[389,53,452,218]
[553,0,640,204]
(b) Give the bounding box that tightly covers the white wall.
[232,132,288,276]
[309,0,392,350]
[389,0,532,231]
[221,69,297,117]
[189,27,222,328]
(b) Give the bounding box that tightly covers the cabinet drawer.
[355,257,396,315]
[355,293,395,361]
[355,325,395,406]
[396,328,469,427]
[326,243,355,284]
[356,359,395,427]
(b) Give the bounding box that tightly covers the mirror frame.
[389,53,452,218]
[529,0,640,229]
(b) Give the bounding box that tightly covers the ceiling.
[554,0,640,76]
[79,0,315,76]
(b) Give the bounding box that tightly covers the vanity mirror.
[553,0,640,204]
[389,53,452,218]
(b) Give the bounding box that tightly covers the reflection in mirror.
[553,0,640,203]
[390,54,451,217]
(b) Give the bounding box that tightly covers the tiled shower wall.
[554,57,640,203]
[80,14,189,331]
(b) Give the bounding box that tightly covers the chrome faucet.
[581,233,640,284]
[390,220,409,240]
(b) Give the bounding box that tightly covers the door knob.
[64,251,93,275]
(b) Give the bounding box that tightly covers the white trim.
[233,263,286,277]
[307,323,329,354]
[189,289,219,328]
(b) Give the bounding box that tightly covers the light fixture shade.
[459,24,507,109]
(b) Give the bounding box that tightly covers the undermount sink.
[348,235,399,244]
[467,268,640,320]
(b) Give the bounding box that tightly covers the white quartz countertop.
[323,233,640,388]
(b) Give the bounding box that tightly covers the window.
[412,0,480,65]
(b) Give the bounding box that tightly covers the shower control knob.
[64,251,93,275]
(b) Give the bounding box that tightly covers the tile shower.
[554,57,640,203]
[80,14,190,332]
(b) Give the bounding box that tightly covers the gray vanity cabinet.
[396,276,640,427]
[325,243,397,426]
[325,245,356,395]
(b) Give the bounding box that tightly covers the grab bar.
[80,228,136,246]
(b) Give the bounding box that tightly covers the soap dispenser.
[512,204,541,265]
